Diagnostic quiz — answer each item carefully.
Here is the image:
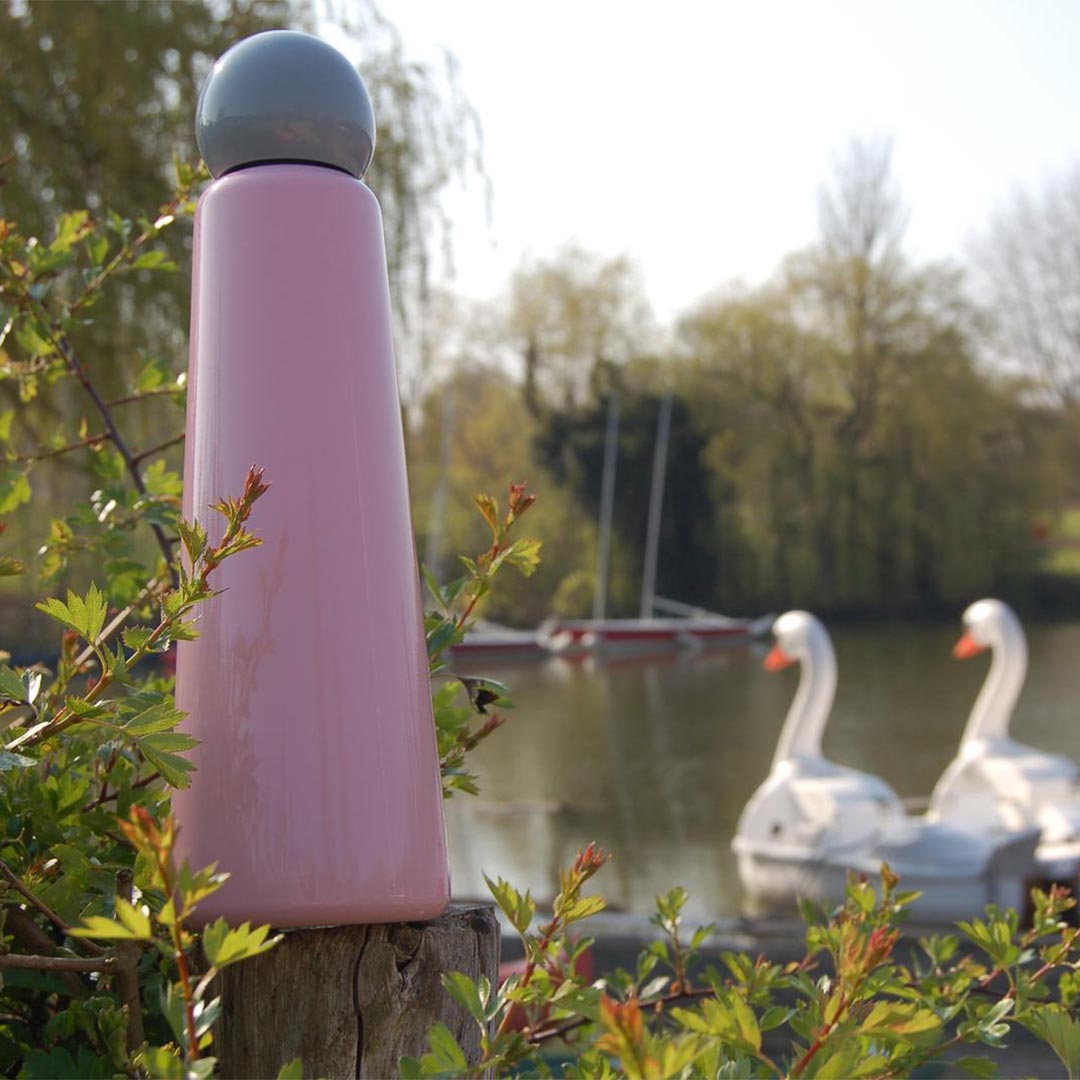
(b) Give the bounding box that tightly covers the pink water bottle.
[172,30,449,927]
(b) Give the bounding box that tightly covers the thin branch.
[84,771,163,813]
[94,746,120,810]
[115,868,145,1052]
[3,906,89,999]
[131,431,184,465]
[0,856,107,956]
[152,840,201,1060]
[10,284,178,585]
[105,385,184,408]
[0,953,118,973]
[790,988,850,1079]
[14,431,109,463]
[54,329,178,584]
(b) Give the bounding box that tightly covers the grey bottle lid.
[196,30,376,180]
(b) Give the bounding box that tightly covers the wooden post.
[214,904,499,1078]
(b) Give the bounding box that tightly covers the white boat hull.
[736,814,1041,924]
[736,851,1033,923]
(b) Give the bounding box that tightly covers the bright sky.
[372,0,1080,323]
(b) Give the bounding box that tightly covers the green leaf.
[485,874,534,934]
[82,581,108,643]
[952,1057,999,1079]
[122,626,155,652]
[36,584,107,642]
[21,1047,88,1079]
[759,1005,794,1032]
[0,664,27,703]
[139,731,199,753]
[276,1061,303,1080]
[551,984,603,1022]
[159,981,188,1045]
[474,493,499,534]
[0,750,34,770]
[136,354,169,392]
[65,697,111,720]
[14,320,53,360]
[426,1022,468,1072]
[847,877,876,913]
[142,458,182,497]
[138,1045,184,1078]
[52,210,90,253]
[426,617,460,659]
[815,1045,889,1079]
[193,995,222,1039]
[177,862,228,911]
[130,249,174,271]
[85,231,109,266]
[433,575,469,610]
[178,517,208,563]
[859,1001,942,1045]
[1025,1004,1080,1079]
[0,467,31,513]
[421,564,446,607]
[139,743,196,789]
[123,700,186,736]
[442,971,485,1024]
[503,537,542,577]
[560,894,606,924]
[189,1056,218,1079]
[115,897,152,939]
[71,909,151,942]
[729,993,761,1051]
[201,919,280,968]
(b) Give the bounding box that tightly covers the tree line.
[408,142,1080,624]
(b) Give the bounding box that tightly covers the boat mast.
[424,387,455,582]
[639,389,673,619]
[593,392,620,621]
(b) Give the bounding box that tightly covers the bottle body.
[173,165,449,927]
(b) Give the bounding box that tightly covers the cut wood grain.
[215,903,499,1079]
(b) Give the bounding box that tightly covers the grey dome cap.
[196,30,376,179]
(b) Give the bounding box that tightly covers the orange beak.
[764,644,797,671]
[952,630,986,660]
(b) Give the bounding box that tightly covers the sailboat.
[540,391,770,656]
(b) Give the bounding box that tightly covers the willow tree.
[0,0,483,608]
[507,244,654,415]
[0,0,482,384]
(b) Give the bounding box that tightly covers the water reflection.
[446,621,1080,918]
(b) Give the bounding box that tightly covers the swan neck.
[773,630,836,767]
[961,620,1026,745]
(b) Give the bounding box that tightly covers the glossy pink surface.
[173,165,449,927]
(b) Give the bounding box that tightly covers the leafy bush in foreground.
[411,863,1080,1079]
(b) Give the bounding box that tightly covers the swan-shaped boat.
[733,610,1039,921]
[929,599,1080,880]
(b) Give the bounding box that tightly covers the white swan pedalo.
[733,611,1039,921]
[930,598,1080,879]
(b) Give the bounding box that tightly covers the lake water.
[444,619,1080,921]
